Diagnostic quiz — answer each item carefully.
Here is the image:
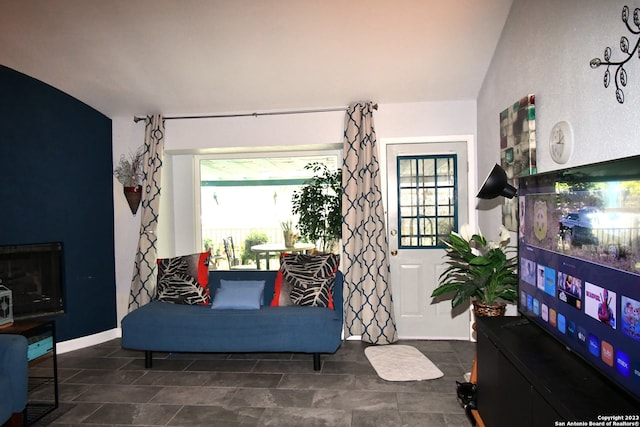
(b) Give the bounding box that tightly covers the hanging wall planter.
[114,146,144,215]
[123,185,143,215]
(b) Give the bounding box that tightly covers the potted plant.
[431,223,518,317]
[291,162,341,253]
[113,146,144,215]
[280,220,298,247]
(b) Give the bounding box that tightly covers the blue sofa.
[0,334,28,426]
[121,270,343,370]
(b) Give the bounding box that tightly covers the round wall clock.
[549,121,573,164]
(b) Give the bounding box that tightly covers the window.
[196,151,340,266]
[397,155,457,248]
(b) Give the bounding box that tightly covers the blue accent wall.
[0,65,116,341]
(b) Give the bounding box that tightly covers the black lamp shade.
[477,164,517,199]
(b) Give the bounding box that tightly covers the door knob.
[391,250,398,256]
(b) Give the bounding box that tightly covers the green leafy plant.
[242,231,268,264]
[113,146,144,187]
[431,224,518,309]
[291,162,341,252]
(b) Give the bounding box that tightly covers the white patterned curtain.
[342,102,398,344]
[128,114,165,311]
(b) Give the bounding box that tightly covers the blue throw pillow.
[218,280,266,305]
[211,282,265,310]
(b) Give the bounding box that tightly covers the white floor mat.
[364,344,444,381]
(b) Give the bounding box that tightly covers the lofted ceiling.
[0,0,513,118]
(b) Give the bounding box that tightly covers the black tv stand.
[475,316,639,427]
[498,317,530,328]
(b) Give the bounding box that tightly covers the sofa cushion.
[271,268,295,306]
[275,253,340,308]
[211,281,265,310]
[121,270,345,357]
[0,375,11,424]
[121,301,343,354]
[0,334,28,420]
[209,270,278,306]
[155,251,211,305]
[290,274,336,308]
[221,279,265,305]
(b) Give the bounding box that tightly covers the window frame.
[194,148,342,252]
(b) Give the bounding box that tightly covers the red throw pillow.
[271,267,292,306]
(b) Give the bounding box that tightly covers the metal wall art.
[590,5,640,104]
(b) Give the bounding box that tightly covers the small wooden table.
[250,242,315,270]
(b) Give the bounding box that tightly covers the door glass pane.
[436,157,455,184]
[437,188,454,215]
[397,155,458,249]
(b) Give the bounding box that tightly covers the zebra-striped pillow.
[279,253,339,308]
[155,251,211,305]
[156,272,208,305]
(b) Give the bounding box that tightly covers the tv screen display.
[518,155,640,403]
[0,242,65,321]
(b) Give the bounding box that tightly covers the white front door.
[386,141,470,339]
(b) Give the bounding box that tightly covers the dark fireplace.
[0,242,65,320]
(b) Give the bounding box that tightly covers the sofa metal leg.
[145,351,152,369]
[313,353,321,371]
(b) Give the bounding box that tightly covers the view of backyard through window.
[198,153,339,269]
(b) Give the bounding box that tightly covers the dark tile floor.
[32,338,476,427]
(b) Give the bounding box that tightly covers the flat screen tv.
[0,242,65,321]
[518,155,640,403]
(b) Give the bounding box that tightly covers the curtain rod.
[133,103,378,123]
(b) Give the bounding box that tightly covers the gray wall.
[477,0,640,231]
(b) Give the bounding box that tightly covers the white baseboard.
[56,328,121,354]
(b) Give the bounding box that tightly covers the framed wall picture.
[500,94,537,231]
